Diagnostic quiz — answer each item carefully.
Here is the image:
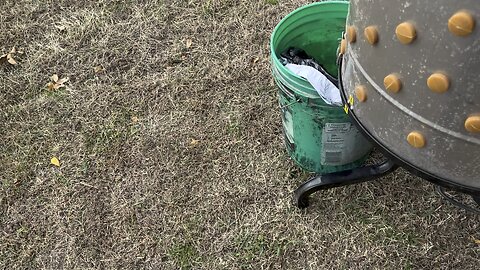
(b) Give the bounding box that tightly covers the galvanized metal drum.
[340,0,480,193]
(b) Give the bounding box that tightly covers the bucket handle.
[275,78,300,108]
[280,99,300,109]
[275,78,296,98]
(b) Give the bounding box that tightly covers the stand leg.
[294,159,398,208]
[471,195,480,206]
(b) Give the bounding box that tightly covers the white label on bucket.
[321,123,369,166]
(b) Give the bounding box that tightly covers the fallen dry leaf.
[186,39,192,48]
[189,139,199,147]
[474,239,480,245]
[7,55,17,65]
[51,74,59,83]
[46,82,55,91]
[131,116,139,123]
[94,66,104,73]
[51,157,60,167]
[0,47,19,65]
[47,74,68,90]
[56,77,69,85]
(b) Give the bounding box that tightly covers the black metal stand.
[294,159,398,208]
[292,53,480,210]
[473,196,480,206]
[435,186,480,214]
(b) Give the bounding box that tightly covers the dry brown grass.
[1,0,479,269]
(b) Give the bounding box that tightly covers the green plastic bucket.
[271,1,372,173]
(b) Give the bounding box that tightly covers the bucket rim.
[270,1,348,95]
